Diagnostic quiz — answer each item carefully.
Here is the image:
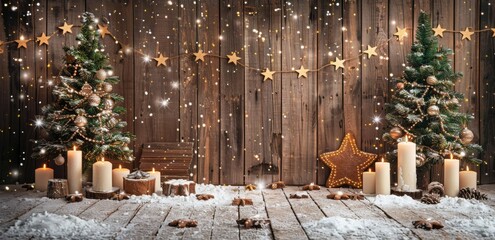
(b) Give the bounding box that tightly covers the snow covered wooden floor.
[1,184,495,239]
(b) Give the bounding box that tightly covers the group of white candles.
[35,146,162,193]
[363,136,478,196]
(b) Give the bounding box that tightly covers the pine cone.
[420,193,440,204]
[458,187,488,200]
[427,181,444,197]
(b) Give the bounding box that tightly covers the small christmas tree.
[383,11,482,168]
[32,12,134,169]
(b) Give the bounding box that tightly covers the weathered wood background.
[0,0,494,185]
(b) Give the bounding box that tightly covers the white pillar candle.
[93,157,112,192]
[147,168,161,193]
[112,164,130,190]
[35,164,54,191]
[397,135,416,191]
[362,169,376,194]
[67,146,82,194]
[444,154,460,197]
[375,158,391,195]
[459,166,477,190]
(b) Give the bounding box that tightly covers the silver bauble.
[426,75,438,85]
[389,127,403,139]
[123,146,130,151]
[96,69,107,81]
[80,82,93,96]
[103,98,114,110]
[54,153,65,166]
[74,115,88,127]
[427,105,440,116]
[450,98,459,104]
[460,128,474,144]
[102,82,113,93]
[88,94,101,107]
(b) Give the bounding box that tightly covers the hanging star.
[98,24,111,39]
[59,22,73,35]
[394,27,408,41]
[320,132,377,188]
[227,52,241,65]
[491,28,495,37]
[330,57,345,70]
[261,68,276,81]
[0,41,4,54]
[15,38,29,49]
[36,32,51,46]
[295,65,309,78]
[363,45,377,58]
[432,24,446,38]
[193,50,207,62]
[460,27,474,41]
[153,53,168,67]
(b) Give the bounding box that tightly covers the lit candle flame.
[405,135,408,142]
[43,164,46,169]
[75,191,79,194]
[73,146,76,151]
[466,166,470,171]
[102,157,105,162]
[450,153,453,159]
[381,157,385,163]
[337,191,343,196]
[310,182,314,186]
[368,168,372,172]
[152,167,155,172]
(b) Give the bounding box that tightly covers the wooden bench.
[138,142,194,181]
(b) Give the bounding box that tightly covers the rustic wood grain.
[156,206,192,239]
[103,203,142,232]
[283,186,325,239]
[239,188,272,239]
[78,199,125,222]
[182,205,216,239]
[116,203,171,239]
[210,206,240,240]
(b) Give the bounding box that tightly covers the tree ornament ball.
[74,115,88,128]
[416,153,426,167]
[123,145,130,151]
[102,82,113,93]
[54,154,65,166]
[426,75,438,85]
[460,128,474,144]
[96,69,107,80]
[427,105,440,116]
[389,127,403,139]
[396,82,405,89]
[88,94,101,107]
[80,82,93,96]
[103,98,114,110]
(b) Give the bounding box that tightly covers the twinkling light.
[372,116,381,124]
[160,98,170,107]
[170,81,179,89]
[143,55,150,62]
[34,117,44,128]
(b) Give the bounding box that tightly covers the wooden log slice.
[391,187,423,199]
[123,177,156,196]
[47,179,69,198]
[85,187,120,199]
[163,179,196,196]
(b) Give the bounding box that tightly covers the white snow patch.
[445,216,495,238]
[2,212,112,239]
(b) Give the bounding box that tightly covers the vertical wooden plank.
[179,0,198,181]
[281,0,318,185]
[219,0,245,185]
[197,0,221,184]
[87,0,135,167]
[479,0,495,183]
[244,0,283,185]
[317,1,344,185]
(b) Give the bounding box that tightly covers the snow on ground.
[445,216,495,238]
[2,212,112,239]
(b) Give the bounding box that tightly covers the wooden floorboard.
[103,203,142,233]
[116,203,171,240]
[182,205,216,240]
[54,198,99,216]
[79,200,126,222]
[239,188,272,240]
[211,186,240,240]
[156,206,193,239]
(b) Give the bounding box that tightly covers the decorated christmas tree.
[383,11,482,168]
[31,12,134,169]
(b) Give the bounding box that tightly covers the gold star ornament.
[227,52,241,65]
[295,65,309,78]
[193,49,207,62]
[394,27,408,41]
[261,68,276,81]
[432,24,446,37]
[460,27,474,41]
[154,53,168,67]
[98,24,111,38]
[330,57,345,70]
[36,32,50,46]
[59,22,73,35]
[15,38,30,49]
[492,28,495,37]
[320,132,377,188]
[363,45,377,58]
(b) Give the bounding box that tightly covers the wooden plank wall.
[0,0,494,185]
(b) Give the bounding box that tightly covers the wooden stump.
[85,187,120,199]
[391,188,423,199]
[163,179,196,196]
[47,179,69,198]
[123,177,155,196]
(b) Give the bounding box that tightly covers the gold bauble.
[102,82,113,93]
[416,153,426,167]
[103,98,114,110]
[96,69,107,81]
[106,117,119,128]
[427,105,440,116]
[54,154,65,166]
[426,75,438,85]
[88,94,101,107]
[390,127,403,139]
[396,82,405,89]
[460,128,474,144]
[80,82,93,96]
[74,115,88,128]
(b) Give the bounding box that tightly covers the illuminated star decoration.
[330,57,345,70]
[36,32,51,46]
[320,132,377,188]
[432,24,446,37]
[97,24,111,39]
[153,53,168,67]
[295,65,309,78]
[261,68,276,81]
[492,28,495,37]
[227,52,241,65]
[363,45,377,58]
[193,49,207,62]
[394,27,408,41]
[0,41,4,54]
[15,38,30,49]
[59,22,73,35]
[460,27,474,41]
